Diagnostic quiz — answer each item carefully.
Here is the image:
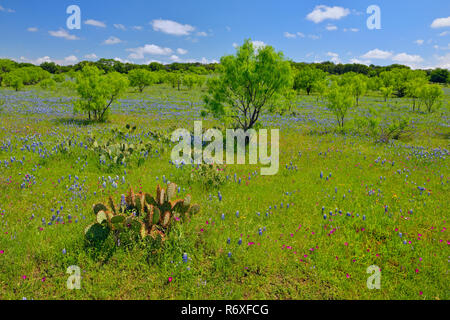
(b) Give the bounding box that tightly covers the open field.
[0,84,448,300]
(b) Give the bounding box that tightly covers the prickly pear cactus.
[85,183,200,245]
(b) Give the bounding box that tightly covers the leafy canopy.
[203,39,292,130]
[74,65,129,121]
[128,68,156,92]
[326,82,354,127]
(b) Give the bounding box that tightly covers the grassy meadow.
[0,83,448,300]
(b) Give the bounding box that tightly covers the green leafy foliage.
[39,78,57,90]
[190,164,227,189]
[293,66,326,95]
[203,39,292,130]
[418,84,444,113]
[74,65,129,121]
[128,68,156,92]
[378,118,412,143]
[325,82,354,127]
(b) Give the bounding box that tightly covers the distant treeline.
[0,58,448,84]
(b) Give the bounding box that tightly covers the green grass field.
[0,84,448,300]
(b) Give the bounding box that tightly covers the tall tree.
[128,69,156,92]
[326,83,354,127]
[203,39,292,130]
[293,66,325,95]
[74,66,129,121]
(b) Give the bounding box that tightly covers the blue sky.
[0,0,449,69]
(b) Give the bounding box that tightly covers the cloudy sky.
[0,0,449,68]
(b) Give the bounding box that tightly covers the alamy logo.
[170,121,279,175]
[66,265,81,290]
[66,5,81,30]
[366,265,381,289]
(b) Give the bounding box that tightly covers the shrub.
[190,164,227,189]
[40,78,56,90]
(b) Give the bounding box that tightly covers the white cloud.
[176,48,188,55]
[284,32,297,38]
[252,41,266,50]
[436,53,450,69]
[0,5,14,13]
[64,55,78,64]
[84,53,98,60]
[184,57,219,64]
[17,55,78,66]
[114,57,131,64]
[327,52,340,63]
[349,58,371,65]
[361,49,392,59]
[27,27,38,32]
[306,5,350,23]
[170,55,180,61]
[113,24,126,31]
[151,19,195,36]
[343,28,359,32]
[103,36,122,45]
[132,26,143,31]
[326,25,338,31]
[392,53,424,64]
[284,32,306,39]
[439,31,449,36]
[431,16,450,28]
[85,19,106,28]
[26,56,52,65]
[232,42,239,48]
[432,43,450,51]
[196,31,208,37]
[414,39,424,45]
[145,59,163,65]
[48,29,79,40]
[127,44,173,59]
[308,34,320,40]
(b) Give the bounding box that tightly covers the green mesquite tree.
[128,68,156,93]
[203,39,292,130]
[74,65,129,121]
[326,83,354,127]
[293,66,325,95]
[419,84,443,113]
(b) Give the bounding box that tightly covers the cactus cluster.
[84,183,200,245]
[88,124,173,167]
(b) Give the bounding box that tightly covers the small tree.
[380,86,394,103]
[313,78,328,103]
[405,79,426,111]
[3,73,23,91]
[183,74,199,90]
[430,68,449,84]
[326,83,354,127]
[419,84,443,113]
[128,69,156,93]
[167,72,183,90]
[53,73,65,83]
[74,66,129,121]
[203,39,292,130]
[40,78,56,90]
[350,74,367,106]
[293,66,325,95]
